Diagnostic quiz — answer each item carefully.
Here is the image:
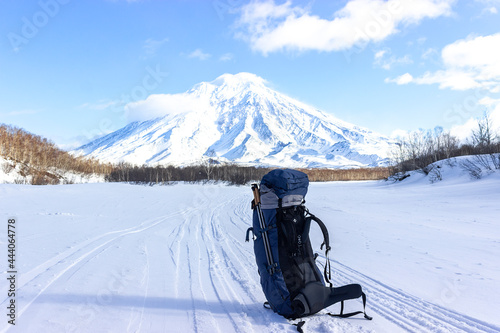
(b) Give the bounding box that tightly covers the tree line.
[105,162,272,185]
[390,113,500,180]
[105,162,391,185]
[298,167,390,182]
[0,124,114,184]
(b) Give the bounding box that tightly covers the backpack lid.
[260,169,309,206]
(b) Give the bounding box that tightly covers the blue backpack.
[246,169,372,325]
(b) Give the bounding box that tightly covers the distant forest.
[0,124,113,184]
[105,162,391,185]
[1,113,499,185]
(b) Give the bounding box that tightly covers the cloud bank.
[125,93,211,122]
[235,0,454,55]
[387,32,500,92]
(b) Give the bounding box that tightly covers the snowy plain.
[1,166,499,332]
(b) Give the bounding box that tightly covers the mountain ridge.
[74,73,394,168]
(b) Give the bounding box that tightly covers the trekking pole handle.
[251,183,261,205]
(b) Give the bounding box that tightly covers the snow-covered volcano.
[74,73,393,168]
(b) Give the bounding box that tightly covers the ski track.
[325,258,500,333]
[3,212,180,324]
[136,243,150,333]
[202,209,250,333]
[168,215,187,299]
[2,186,499,333]
[124,242,149,333]
[186,243,199,333]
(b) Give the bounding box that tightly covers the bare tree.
[472,111,497,153]
[202,149,218,181]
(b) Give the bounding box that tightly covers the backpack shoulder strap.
[305,210,333,287]
[305,211,330,251]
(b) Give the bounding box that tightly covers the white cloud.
[415,69,482,90]
[449,98,500,140]
[484,6,498,13]
[374,49,412,70]
[235,0,455,55]
[219,53,234,62]
[388,69,483,90]
[188,49,211,60]
[421,47,438,60]
[374,50,387,59]
[385,72,414,84]
[417,37,427,44]
[79,100,118,111]
[143,38,169,57]
[475,0,499,14]
[442,34,500,75]
[479,96,500,106]
[125,93,211,121]
[390,128,411,139]
[386,33,500,92]
[449,117,480,141]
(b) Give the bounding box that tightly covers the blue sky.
[1,0,499,148]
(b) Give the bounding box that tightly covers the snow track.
[326,260,499,333]
[1,182,499,332]
[14,213,181,318]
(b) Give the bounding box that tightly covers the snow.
[0,158,19,184]
[73,73,394,168]
[1,168,499,332]
[0,157,105,185]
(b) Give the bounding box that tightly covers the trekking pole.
[251,183,261,206]
[252,183,276,275]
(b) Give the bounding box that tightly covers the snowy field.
[1,171,499,332]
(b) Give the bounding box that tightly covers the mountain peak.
[210,72,267,87]
[75,73,393,168]
[188,72,269,101]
